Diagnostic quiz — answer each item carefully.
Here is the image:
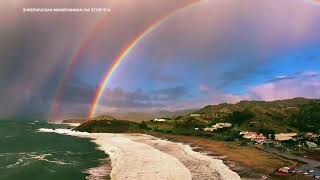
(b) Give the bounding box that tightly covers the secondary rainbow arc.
[49,15,108,120]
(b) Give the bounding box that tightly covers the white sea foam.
[182,142,240,179]
[5,151,73,169]
[84,162,111,180]
[38,128,241,180]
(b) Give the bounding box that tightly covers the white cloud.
[247,72,320,101]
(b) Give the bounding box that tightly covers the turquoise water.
[0,120,109,180]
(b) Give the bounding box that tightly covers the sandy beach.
[39,128,240,180]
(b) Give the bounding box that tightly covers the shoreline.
[145,132,298,179]
[38,128,240,180]
[48,122,81,127]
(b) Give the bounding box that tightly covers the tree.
[258,128,275,139]
[228,109,255,125]
[292,102,320,132]
[139,121,149,130]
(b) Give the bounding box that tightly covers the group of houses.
[190,114,201,117]
[305,132,320,139]
[239,131,267,143]
[239,131,299,144]
[153,118,168,122]
[239,131,319,148]
[202,123,232,132]
[274,133,298,141]
[275,166,320,179]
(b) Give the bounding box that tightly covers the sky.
[0,0,320,119]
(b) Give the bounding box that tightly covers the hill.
[62,115,116,124]
[175,97,320,133]
[108,109,197,122]
[74,119,144,133]
[154,109,198,119]
[62,118,88,124]
[73,98,320,135]
[90,115,116,121]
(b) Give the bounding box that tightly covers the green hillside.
[74,120,143,133]
[182,97,320,133]
[90,115,116,121]
[74,98,320,135]
[108,109,198,122]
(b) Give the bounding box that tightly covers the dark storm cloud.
[105,99,164,109]
[0,0,197,117]
[46,80,188,115]
[100,85,188,109]
[0,0,98,117]
[152,86,188,100]
[1,0,320,118]
[48,83,189,114]
[60,79,96,104]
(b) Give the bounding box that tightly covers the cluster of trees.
[291,102,320,132]
[173,117,206,129]
[258,128,275,139]
[227,109,255,125]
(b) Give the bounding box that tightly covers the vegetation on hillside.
[108,109,198,122]
[90,115,116,121]
[74,120,143,133]
[190,97,319,133]
[62,118,88,124]
[291,101,320,132]
[74,98,320,136]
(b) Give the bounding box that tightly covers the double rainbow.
[88,0,205,118]
[51,0,320,120]
[49,0,204,120]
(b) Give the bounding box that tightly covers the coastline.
[38,128,240,180]
[146,132,300,179]
[48,122,81,127]
[63,123,81,127]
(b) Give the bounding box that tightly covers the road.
[259,146,320,168]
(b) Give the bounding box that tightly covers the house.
[275,133,297,141]
[203,123,232,132]
[305,132,319,139]
[212,123,232,129]
[190,114,201,117]
[286,106,295,109]
[153,118,167,122]
[203,127,215,132]
[275,166,295,176]
[279,167,290,173]
[306,141,317,148]
[240,131,266,143]
[240,131,257,139]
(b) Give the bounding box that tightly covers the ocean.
[0,120,109,180]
